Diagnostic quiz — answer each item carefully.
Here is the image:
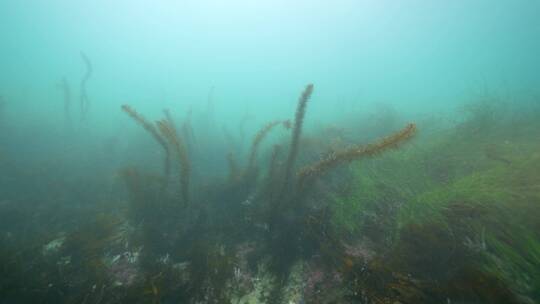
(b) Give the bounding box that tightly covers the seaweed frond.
[227,152,240,181]
[267,144,283,181]
[283,84,314,186]
[247,119,291,172]
[181,106,195,154]
[80,52,92,121]
[163,109,177,132]
[157,118,191,206]
[265,144,283,203]
[297,123,417,187]
[121,104,171,184]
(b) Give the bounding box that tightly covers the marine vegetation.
[1,86,539,304]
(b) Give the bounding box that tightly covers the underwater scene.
[1,1,540,303]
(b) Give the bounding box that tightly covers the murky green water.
[1,1,539,303]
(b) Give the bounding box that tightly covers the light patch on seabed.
[232,262,305,304]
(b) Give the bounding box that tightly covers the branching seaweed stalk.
[247,120,290,173]
[297,123,417,187]
[121,105,171,186]
[157,118,191,206]
[268,144,282,179]
[283,84,314,186]
[227,152,240,181]
[80,52,92,121]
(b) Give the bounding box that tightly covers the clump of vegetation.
[329,99,540,303]
[2,83,539,303]
[117,84,417,302]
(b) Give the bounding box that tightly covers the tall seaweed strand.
[157,118,191,206]
[80,52,92,121]
[181,106,195,154]
[163,109,176,132]
[246,119,291,173]
[265,144,283,203]
[227,152,240,181]
[121,105,171,187]
[297,123,417,187]
[282,84,314,187]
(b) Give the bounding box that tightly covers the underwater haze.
[1,1,540,303]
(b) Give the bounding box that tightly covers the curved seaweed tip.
[267,144,282,180]
[297,123,417,187]
[80,52,92,120]
[156,118,191,206]
[121,104,171,184]
[121,105,167,148]
[283,84,314,185]
[247,119,291,172]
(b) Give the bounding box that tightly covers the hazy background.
[1,0,539,178]
[2,0,540,115]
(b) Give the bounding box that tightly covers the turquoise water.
[2,1,539,121]
[1,1,540,303]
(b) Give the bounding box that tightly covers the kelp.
[246,119,290,173]
[9,82,540,303]
[5,84,421,303]
[79,52,92,121]
[122,105,171,185]
[156,117,190,206]
[282,84,314,188]
[298,123,417,188]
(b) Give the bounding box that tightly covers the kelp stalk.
[157,118,191,206]
[121,105,171,185]
[80,52,92,121]
[247,119,290,172]
[283,84,314,186]
[297,123,417,187]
